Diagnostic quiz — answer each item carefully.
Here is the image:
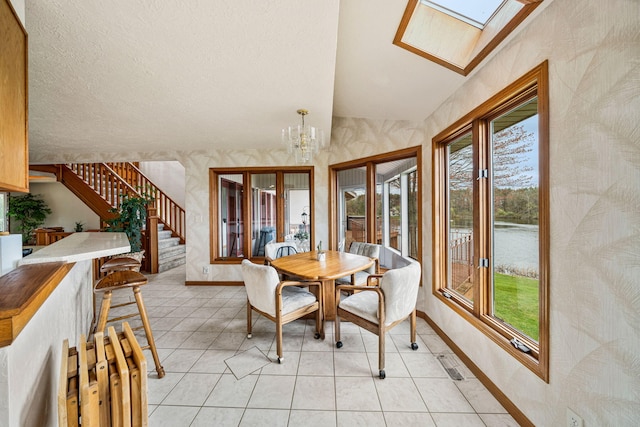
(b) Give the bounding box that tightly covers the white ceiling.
[24,0,466,160]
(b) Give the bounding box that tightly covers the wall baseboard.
[185,280,244,286]
[416,311,534,427]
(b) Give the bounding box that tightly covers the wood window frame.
[432,61,549,381]
[329,146,422,263]
[209,166,314,264]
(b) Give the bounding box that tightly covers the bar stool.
[100,256,142,273]
[94,270,166,378]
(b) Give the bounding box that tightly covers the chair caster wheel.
[277,357,283,364]
[379,370,386,379]
[314,332,321,339]
[411,342,418,350]
[336,341,343,349]
[247,333,252,339]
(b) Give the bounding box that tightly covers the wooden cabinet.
[0,0,28,192]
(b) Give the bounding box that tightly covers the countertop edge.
[0,262,75,347]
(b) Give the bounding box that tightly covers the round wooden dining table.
[269,250,375,322]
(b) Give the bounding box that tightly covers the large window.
[210,167,313,262]
[330,147,421,261]
[433,62,549,380]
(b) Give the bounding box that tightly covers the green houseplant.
[105,193,152,254]
[8,193,52,244]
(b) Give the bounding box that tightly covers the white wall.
[27,182,101,232]
[138,161,186,207]
[8,0,24,25]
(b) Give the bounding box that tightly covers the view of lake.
[494,221,539,272]
[452,221,539,272]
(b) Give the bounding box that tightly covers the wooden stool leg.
[95,290,113,334]
[132,286,165,378]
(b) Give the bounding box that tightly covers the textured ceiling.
[24,0,466,160]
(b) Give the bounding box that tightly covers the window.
[210,167,313,262]
[330,147,421,262]
[433,62,549,380]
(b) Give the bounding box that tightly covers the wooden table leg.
[322,279,336,321]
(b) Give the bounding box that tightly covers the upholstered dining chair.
[241,259,323,363]
[335,260,421,379]
[264,241,298,265]
[335,241,381,286]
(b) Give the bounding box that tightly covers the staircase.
[157,223,186,272]
[30,162,187,273]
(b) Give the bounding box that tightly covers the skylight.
[423,0,506,27]
[394,0,543,75]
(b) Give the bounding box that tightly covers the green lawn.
[493,273,539,341]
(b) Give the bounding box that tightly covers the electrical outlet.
[202,266,209,275]
[567,408,583,427]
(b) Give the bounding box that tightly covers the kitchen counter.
[0,231,131,426]
[20,231,130,265]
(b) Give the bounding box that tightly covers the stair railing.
[107,162,186,244]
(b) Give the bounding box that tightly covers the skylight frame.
[394,0,544,76]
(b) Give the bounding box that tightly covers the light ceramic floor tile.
[374,377,428,412]
[479,413,521,426]
[147,404,199,427]
[190,407,244,427]
[162,373,221,406]
[334,332,366,352]
[225,346,271,379]
[161,348,205,373]
[239,408,289,427]
[190,349,236,373]
[457,379,508,413]
[336,411,386,427]
[288,410,337,427]
[298,351,335,376]
[365,352,411,378]
[167,306,197,318]
[361,333,398,354]
[239,331,275,352]
[291,376,336,410]
[334,351,373,377]
[197,318,230,332]
[421,333,452,354]
[209,332,247,350]
[390,333,429,353]
[383,411,437,426]
[204,373,258,407]
[247,375,296,409]
[413,377,475,413]
[150,316,185,331]
[134,266,517,425]
[147,372,184,405]
[335,377,381,411]
[261,350,301,375]
[301,331,334,352]
[400,352,449,378]
[430,412,487,426]
[179,331,220,349]
[155,331,192,348]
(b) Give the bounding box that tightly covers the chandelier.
[282,109,325,164]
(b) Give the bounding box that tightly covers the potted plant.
[74,221,84,232]
[105,193,152,261]
[7,193,52,244]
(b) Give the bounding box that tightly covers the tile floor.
[110,265,519,426]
